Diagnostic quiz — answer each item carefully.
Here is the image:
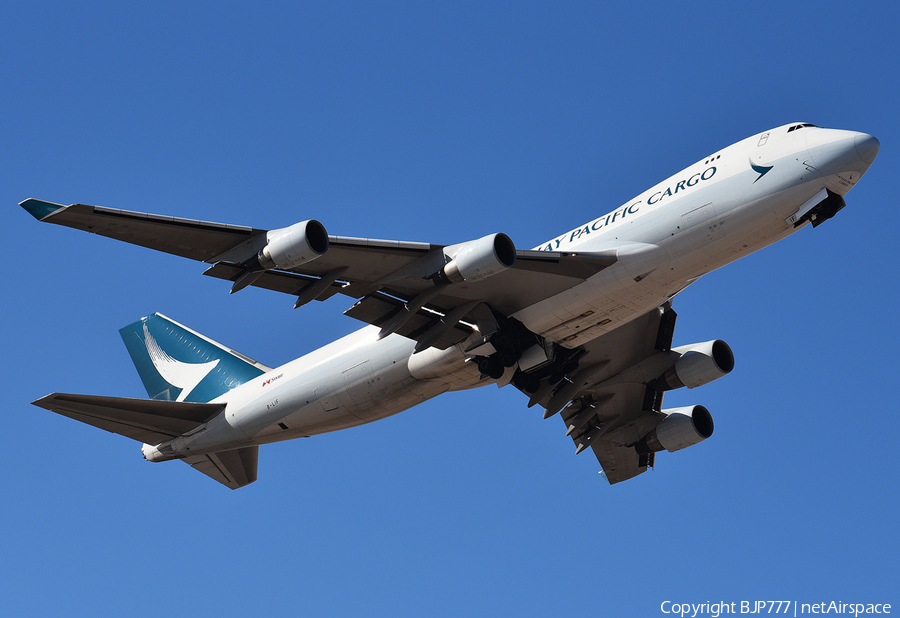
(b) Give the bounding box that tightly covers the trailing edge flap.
[32,393,224,445]
[183,447,258,490]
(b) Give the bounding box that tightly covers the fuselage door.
[680,202,724,248]
[342,360,379,406]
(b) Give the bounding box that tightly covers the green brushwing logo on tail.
[120,313,267,403]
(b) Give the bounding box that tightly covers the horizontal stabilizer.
[183,447,259,490]
[32,393,224,445]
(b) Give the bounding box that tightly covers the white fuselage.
[148,123,877,461]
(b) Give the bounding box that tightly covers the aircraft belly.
[407,340,485,391]
[338,358,421,422]
[254,407,363,442]
[252,373,447,442]
[512,260,677,348]
[247,335,459,441]
[674,178,823,273]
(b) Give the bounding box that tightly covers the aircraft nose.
[854,132,880,165]
[805,128,878,195]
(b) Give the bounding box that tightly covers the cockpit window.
[787,123,818,133]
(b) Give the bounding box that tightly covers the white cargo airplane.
[23,122,879,489]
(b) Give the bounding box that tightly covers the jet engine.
[257,220,330,270]
[655,340,734,390]
[635,405,714,454]
[433,233,517,284]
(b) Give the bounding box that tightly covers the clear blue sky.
[3,2,897,616]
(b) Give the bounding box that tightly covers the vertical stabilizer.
[120,313,270,403]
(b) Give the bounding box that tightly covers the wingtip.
[20,198,66,221]
[31,393,59,408]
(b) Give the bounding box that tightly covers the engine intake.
[655,339,734,390]
[257,220,329,270]
[635,405,714,454]
[434,233,516,284]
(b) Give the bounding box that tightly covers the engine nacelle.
[635,405,714,454]
[435,233,516,284]
[656,339,734,390]
[257,219,329,270]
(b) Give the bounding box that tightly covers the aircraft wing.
[22,199,618,350]
[522,304,677,484]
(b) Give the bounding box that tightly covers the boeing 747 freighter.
[22,122,879,488]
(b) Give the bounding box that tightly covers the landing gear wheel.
[477,356,505,380]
